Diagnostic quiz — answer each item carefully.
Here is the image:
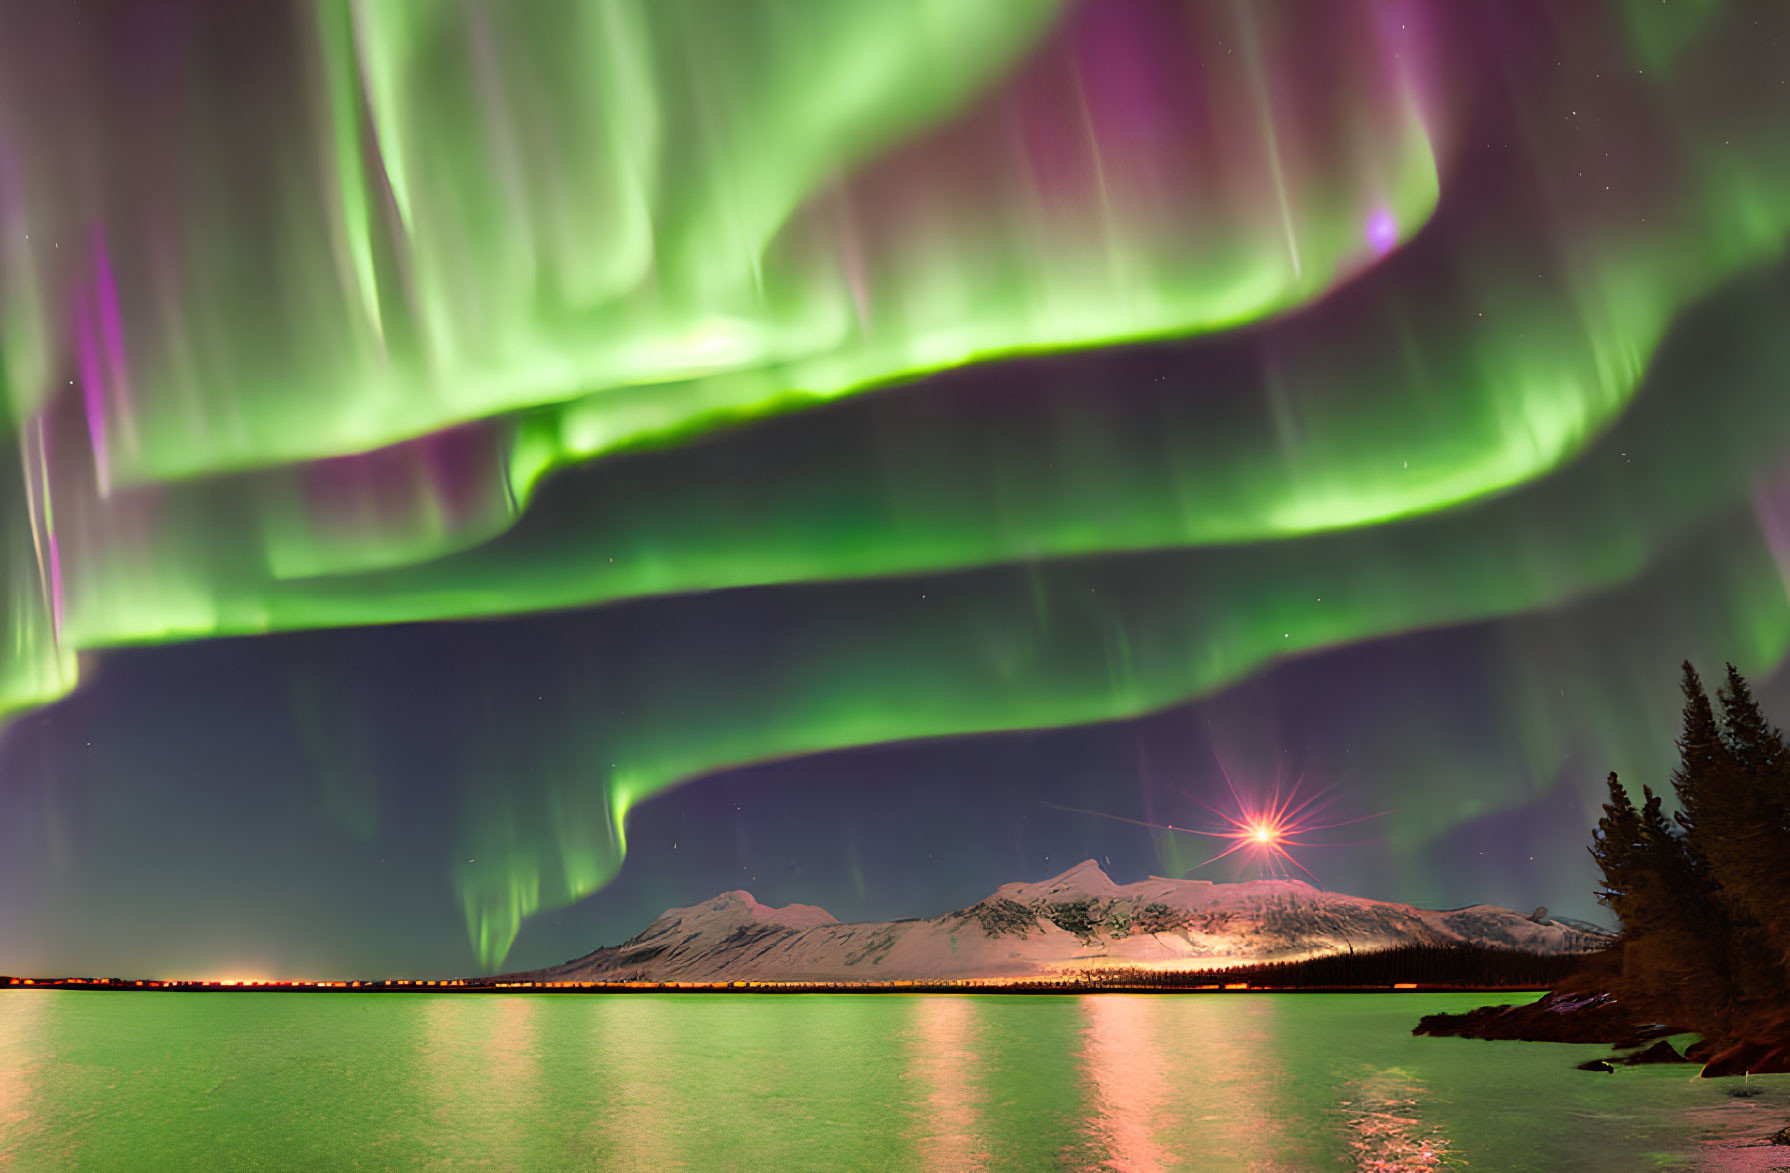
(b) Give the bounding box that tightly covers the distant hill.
[512,861,1611,984]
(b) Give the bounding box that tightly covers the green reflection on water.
[0,992,1774,1170]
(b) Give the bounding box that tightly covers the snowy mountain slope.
[517,860,1609,984]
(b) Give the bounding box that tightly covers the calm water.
[0,991,1782,1170]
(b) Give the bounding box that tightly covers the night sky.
[3,0,1790,978]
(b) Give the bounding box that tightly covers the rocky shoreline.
[1414,990,1790,1077]
[1412,990,1678,1049]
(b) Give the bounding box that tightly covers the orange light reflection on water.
[1078,995,1179,1171]
[419,993,542,1163]
[0,988,50,1161]
[1336,1068,1458,1171]
[906,997,987,1169]
[1079,994,1303,1169]
[592,998,683,1170]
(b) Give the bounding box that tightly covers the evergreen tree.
[1670,661,1730,848]
[1586,661,1790,1042]
[1589,666,1735,1025]
[1589,772,1641,923]
[1712,664,1790,988]
[1663,661,1751,1003]
[1717,663,1784,775]
[1635,785,1698,908]
[1621,785,1732,1021]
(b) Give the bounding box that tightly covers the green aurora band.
[2,0,1789,964]
[444,265,1790,963]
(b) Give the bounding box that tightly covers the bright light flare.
[1042,757,1387,884]
[1173,759,1389,883]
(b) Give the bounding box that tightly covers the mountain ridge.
[512,861,1609,984]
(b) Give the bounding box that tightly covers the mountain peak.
[993,858,1120,903]
[1054,858,1115,886]
[704,890,838,929]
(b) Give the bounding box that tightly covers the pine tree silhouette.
[1709,664,1790,1000]
[1586,661,1790,1041]
[1670,661,1730,847]
[1589,771,1641,922]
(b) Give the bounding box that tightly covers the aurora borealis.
[3,0,1790,976]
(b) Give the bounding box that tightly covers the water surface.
[1,991,1782,1170]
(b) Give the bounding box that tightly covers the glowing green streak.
[519,108,1436,482]
[1,427,75,717]
[52,0,1073,484]
[463,521,1774,966]
[0,222,49,423]
[1617,0,1726,73]
[17,113,1789,728]
[51,22,1790,642]
[5,0,1458,490]
[433,265,1790,964]
[194,162,1790,640]
[446,270,1788,964]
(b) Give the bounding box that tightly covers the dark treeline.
[1078,942,1584,990]
[1586,662,1790,1045]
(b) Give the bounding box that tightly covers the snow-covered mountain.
[513,861,1610,984]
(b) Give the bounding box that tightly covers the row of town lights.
[5,976,1421,991]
